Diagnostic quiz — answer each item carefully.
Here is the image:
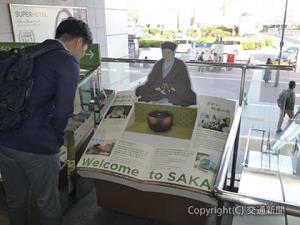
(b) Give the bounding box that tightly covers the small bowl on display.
[147,110,173,132]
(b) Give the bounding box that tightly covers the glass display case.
[64,66,115,166]
[60,44,115,192]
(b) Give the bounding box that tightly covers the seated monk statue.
[135,41,196,106]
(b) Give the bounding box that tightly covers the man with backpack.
[277,80,296,133]
[0,18,92,225]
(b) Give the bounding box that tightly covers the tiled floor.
[0,186,167,225]
[0,182,225,225]
[63,188,167,225]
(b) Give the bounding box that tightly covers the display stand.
[77,93,236,225]
[95,180,211,225]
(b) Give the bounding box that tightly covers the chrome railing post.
[239,65,247,106]
[229,121,240,191]
[214,106,243,191]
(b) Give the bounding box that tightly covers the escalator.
[215,108,300,225]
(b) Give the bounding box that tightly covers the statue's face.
[161,49,175,61]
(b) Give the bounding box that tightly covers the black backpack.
[0,43,59,131]
[277,90,288,110]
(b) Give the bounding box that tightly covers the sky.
[127,0,300,28]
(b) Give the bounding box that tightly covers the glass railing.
[237,65,300,184]
[100,61,151,91]
[214,64,300,224]
[100,58,245,101]
[78,68,100,112]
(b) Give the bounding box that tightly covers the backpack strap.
[27,42,62,59]
[21,42,62,116]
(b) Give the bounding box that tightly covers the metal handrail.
[101,57,293,71]
[214,187,300,216]
[213,106,300,216]
[243,128,267,168]
[243,128,255,167]
[214,106,243,191]
[101,57,293,107]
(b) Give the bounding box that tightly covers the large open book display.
[77,91,236,205]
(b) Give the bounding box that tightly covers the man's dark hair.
[55,17,93,46]
[161,41,177,51]
[289,80,296,89]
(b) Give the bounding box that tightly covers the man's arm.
[290,92,296,110]
[50,57,80,146]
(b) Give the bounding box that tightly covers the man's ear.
[76,37,83,48]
